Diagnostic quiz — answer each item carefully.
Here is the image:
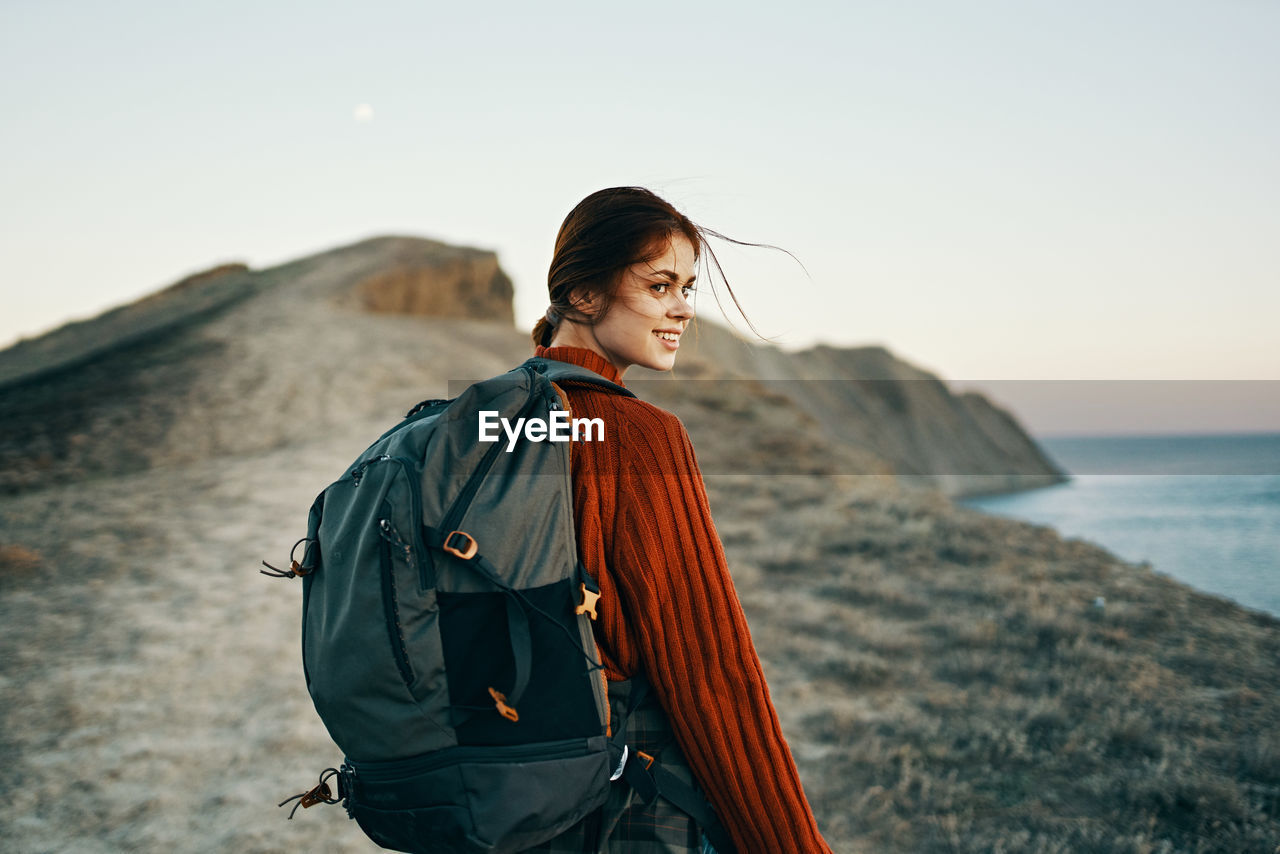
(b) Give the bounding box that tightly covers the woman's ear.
[570,289,597,316]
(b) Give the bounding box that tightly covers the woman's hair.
[532,186,770,348]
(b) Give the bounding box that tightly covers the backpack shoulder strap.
[518,356,635,399]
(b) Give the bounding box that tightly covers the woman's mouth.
[654,330,680,350]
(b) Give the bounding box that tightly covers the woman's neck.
[535,343,626,386]
[547,324,627,378]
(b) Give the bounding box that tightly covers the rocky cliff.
[0,238,525,494]
[631,328,1065,496]
[0,235,1062,497]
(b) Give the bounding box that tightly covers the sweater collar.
[534,345,626,387]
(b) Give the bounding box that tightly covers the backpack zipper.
[377,512,415,688]
[348,738,595,781]
[352,453,433,590]
[388,456,432,590]
[379,519,413,570]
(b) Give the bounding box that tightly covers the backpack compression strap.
[608,674,739,854]
[422,528,532,722]
[422,527,604,726]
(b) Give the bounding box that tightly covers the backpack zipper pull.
[277,767,342,819]
[379,519,413,564]
[352,454,392,485]
[259,537,315,579]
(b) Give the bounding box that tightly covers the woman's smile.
[654,329,683,350]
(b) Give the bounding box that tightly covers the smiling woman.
[546,231,696,375]
[527,187,832,853]
[531,187,762,370]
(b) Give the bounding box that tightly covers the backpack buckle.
[575,583,601,621]
[610,744,629,781]
[443,530,478,560]
[488,686,520,722]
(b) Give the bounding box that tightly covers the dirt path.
[1,431,383,852]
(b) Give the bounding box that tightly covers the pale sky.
[3,1,1278,425]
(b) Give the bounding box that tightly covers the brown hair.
[532,187,771,348]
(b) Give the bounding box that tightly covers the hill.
[0,236,1062,498]
[0,236,1276,853]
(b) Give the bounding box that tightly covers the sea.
[958,432,1280,619]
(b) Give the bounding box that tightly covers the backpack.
[265,356,736,854]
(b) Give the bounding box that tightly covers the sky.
[2,0,1277,433]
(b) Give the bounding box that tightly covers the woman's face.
[571,233,697,376]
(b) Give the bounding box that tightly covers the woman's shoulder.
[560,382,686,432]
[557,384,697,471]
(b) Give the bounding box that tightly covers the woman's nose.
[669,291,694,319]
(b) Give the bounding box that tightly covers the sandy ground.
[0,427,390,853]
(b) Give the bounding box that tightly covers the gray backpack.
[267,357,632,853]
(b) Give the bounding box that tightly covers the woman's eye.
[651,283,694,298]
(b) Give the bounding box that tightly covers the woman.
[527,187,832,853]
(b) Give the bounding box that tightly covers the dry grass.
[707,475,1280,853]
[0,543,42,581]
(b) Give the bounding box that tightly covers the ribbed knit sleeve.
[535,346,832,854]
[608,404,831,854]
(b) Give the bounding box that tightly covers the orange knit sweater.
[535,345,832,854]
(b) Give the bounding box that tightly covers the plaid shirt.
[524,679,720,853]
